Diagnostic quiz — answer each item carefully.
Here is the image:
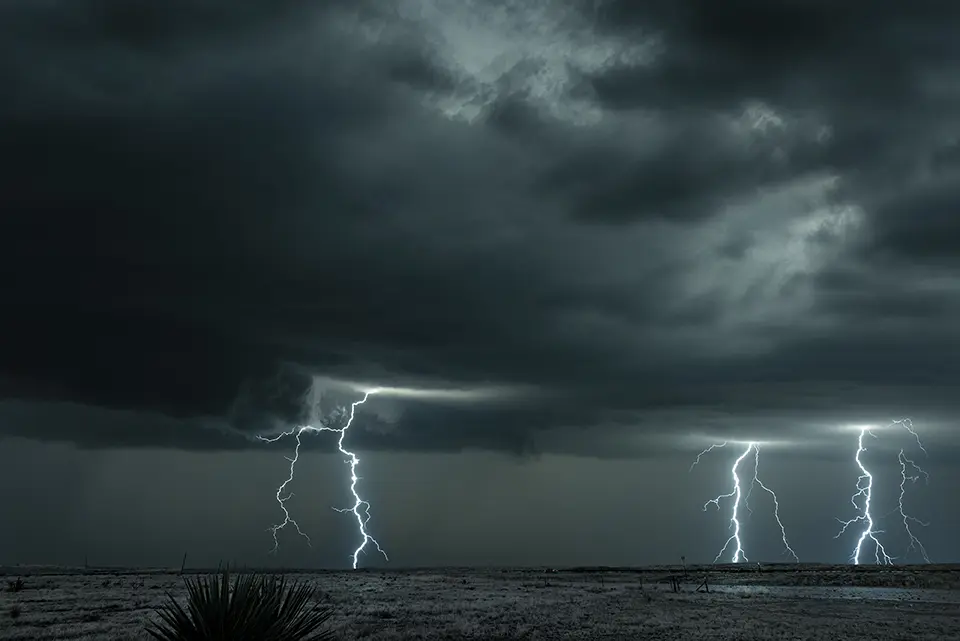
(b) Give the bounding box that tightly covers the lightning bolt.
[331,391,389,569]
[694,442,798,563]
[750,446,799,562]
[743,467,755,519]
[894,418,927,455]
[897,448,931,563]
[835,426,893,565]
[700,443,752,563]
[257,424,313,552]
[258,389,388,569]
[689,442,727,472]
[836,421,932,565]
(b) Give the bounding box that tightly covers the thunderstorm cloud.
[3,0,960,461]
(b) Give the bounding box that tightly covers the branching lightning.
[700,443,751,563]
[258,424,313,552]
[258,389,388,569]
[898,449,931,563]
[693,441,798,563]
[835,425,891,565]
[331,392,389,569]
[689,442,726,472]
[894,418,927,455]
[836,420,931,565]
[750,446,799,563]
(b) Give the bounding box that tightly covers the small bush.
[5,578,24,593]
[8,604,21,619]
[145,568,336,641]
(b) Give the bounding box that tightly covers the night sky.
[2,0,958,570]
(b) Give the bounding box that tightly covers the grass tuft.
[145,568,336,641]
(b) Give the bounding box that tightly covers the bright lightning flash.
[836,420,932,565]
[258,390,388,569]
[693,442,798,563]
[835,426,892,565]
[701,443,751,563]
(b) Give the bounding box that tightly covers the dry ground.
[1,565,958,640]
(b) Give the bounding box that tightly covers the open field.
[2,564,959,640]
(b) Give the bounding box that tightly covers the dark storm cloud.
[863,173,960,264]
[591,0,958,108]
[588,0,960,231]
[2,0,959,457]
[538,120,793,224]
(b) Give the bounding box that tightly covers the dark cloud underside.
[1,0,958,457]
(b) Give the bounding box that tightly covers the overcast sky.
[2,0,958,569]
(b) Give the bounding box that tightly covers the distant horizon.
[5,561,958,573]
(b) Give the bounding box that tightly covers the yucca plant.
[146,568,336,641]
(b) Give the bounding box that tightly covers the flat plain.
[2,564,958,640]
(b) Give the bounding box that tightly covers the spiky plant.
[145,568,336,641]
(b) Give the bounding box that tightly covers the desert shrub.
[8,604,20,619]
[5,578,24,593]
[145,568,336,641]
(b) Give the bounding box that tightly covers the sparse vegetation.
[145,568,336,641]
[8,603,21,619]
[0,565,957,638]
[6,577,25,592]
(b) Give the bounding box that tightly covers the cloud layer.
[2,0,959,457]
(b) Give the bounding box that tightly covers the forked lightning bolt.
[835,426,892,564]
[332,392,389,569]
[700,443,751,563]
[898,449,930,563]
[749,446,799,562]
[689,442,726,472]
[836,421,931,565]
[693,442,798,563]
[258,390,388,569]
[894,419,931,563]
[894,418,927,455]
